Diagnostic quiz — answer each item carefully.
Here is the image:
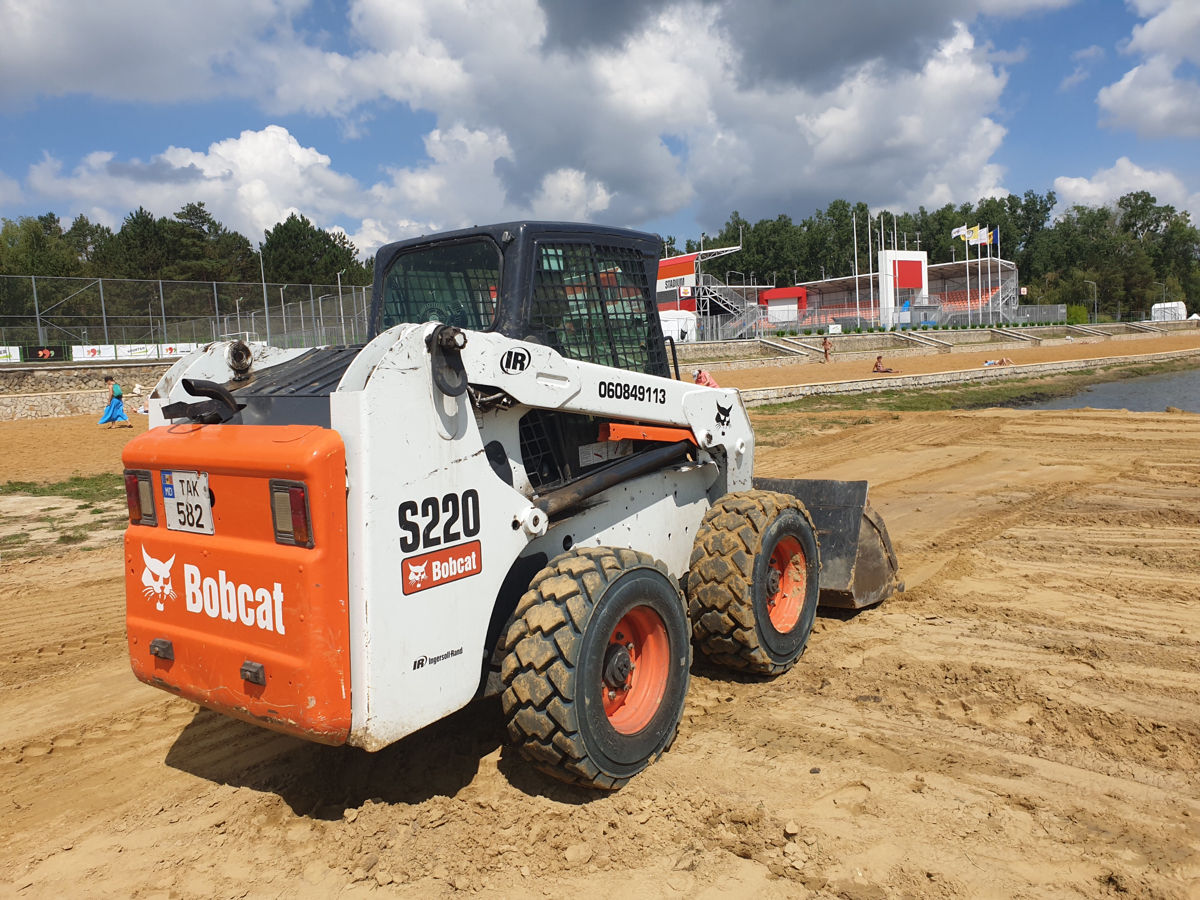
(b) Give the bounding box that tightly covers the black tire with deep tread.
[687,490,820,676]
[500,546,691,790]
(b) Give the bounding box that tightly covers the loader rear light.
[270,480,313,548]
[124,470,157,526]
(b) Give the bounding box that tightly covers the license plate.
[161,470,214,534]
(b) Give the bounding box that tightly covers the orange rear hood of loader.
[123,423,351,744]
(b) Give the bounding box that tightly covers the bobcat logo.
[407,561,428,589]
[715,402,732,428]
[141,547,177,612]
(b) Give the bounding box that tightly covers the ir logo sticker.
[500,348,530,374]
[141,546,177,611]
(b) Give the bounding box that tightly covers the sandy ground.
[3,338,1200,898]
[716,332,1200,390]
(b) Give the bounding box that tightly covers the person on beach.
[98,375,132,428]
[983,358,1015,367]
[693,368,720,388]
[822,336,832,363]
[872,356,899,374]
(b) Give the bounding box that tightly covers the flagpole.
[964,227,971,327]
[995,228,1002,323]
[853,211,861,328]
[867,214,874,327]
[987,231,993,325]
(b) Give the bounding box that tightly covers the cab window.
[528,242,659,373]
[379,238,500,332]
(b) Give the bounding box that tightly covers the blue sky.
[1,0,1198,257]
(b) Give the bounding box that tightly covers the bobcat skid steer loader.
[123,222,899,789]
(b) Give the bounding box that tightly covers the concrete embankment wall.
[0,362,172,419]
[2,320,1197,418]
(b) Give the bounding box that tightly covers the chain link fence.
[0,274,371,356]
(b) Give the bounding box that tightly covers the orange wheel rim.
[602,605,670,734]
[766,535,805,632]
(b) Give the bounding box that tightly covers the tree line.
[0,202,373,287]
[672,190,1198,320]
[4,190,1197,323]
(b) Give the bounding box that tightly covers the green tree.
[160,202,257,283]
[0,213,83,277]
[93,207,171,279]
[63,214,113,271]
[260,213,369,285]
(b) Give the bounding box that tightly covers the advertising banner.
[22,345,67,362]
[72,345,118,361]
[158,343,198,357]
[0,346,20,362]
[116,344,159,360]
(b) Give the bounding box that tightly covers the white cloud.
[1125,0,1200,64]
[1097,56,1200,137]
[976,0,1074,14]
[1053,156,1200,214]
[25,127,367,243]
[1097,0,1200,137]
[0,169,22,206]
[1059,44,1103,92]
[0,0,289,108]
[1059,66,1088,92]
[3,0,1073,250]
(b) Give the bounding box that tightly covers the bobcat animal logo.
[715,401,732,427]
[141,546,177,612]
[407,561,428,588]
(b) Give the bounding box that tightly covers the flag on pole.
[970,228,991,246]
[962,225,981,243]
[951,225,968,239]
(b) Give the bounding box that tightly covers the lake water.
[1019,367,1200,413]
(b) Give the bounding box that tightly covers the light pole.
[280,285,289,345]
[235,296,243,335]
[336,269,347,345]
[1083,280,1097,323]
[259,244,271,343]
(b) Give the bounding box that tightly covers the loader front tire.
[500,547,691,790]
[688,490,819,676]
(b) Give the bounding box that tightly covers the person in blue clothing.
[98,375,132,428]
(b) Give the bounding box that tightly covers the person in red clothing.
[692,368,720,388]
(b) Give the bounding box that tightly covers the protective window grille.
[518,410,563,490]
[529,242,662,374]
[379,239,501,333]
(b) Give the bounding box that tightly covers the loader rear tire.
[687,490,819,676]
[500,547,690,790]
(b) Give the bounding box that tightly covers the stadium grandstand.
[656,245,1042,340]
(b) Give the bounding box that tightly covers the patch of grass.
[0,472,124,504]
[0,532,31,547]
[56,530,88,545]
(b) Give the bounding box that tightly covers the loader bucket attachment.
[753,478,901,610]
